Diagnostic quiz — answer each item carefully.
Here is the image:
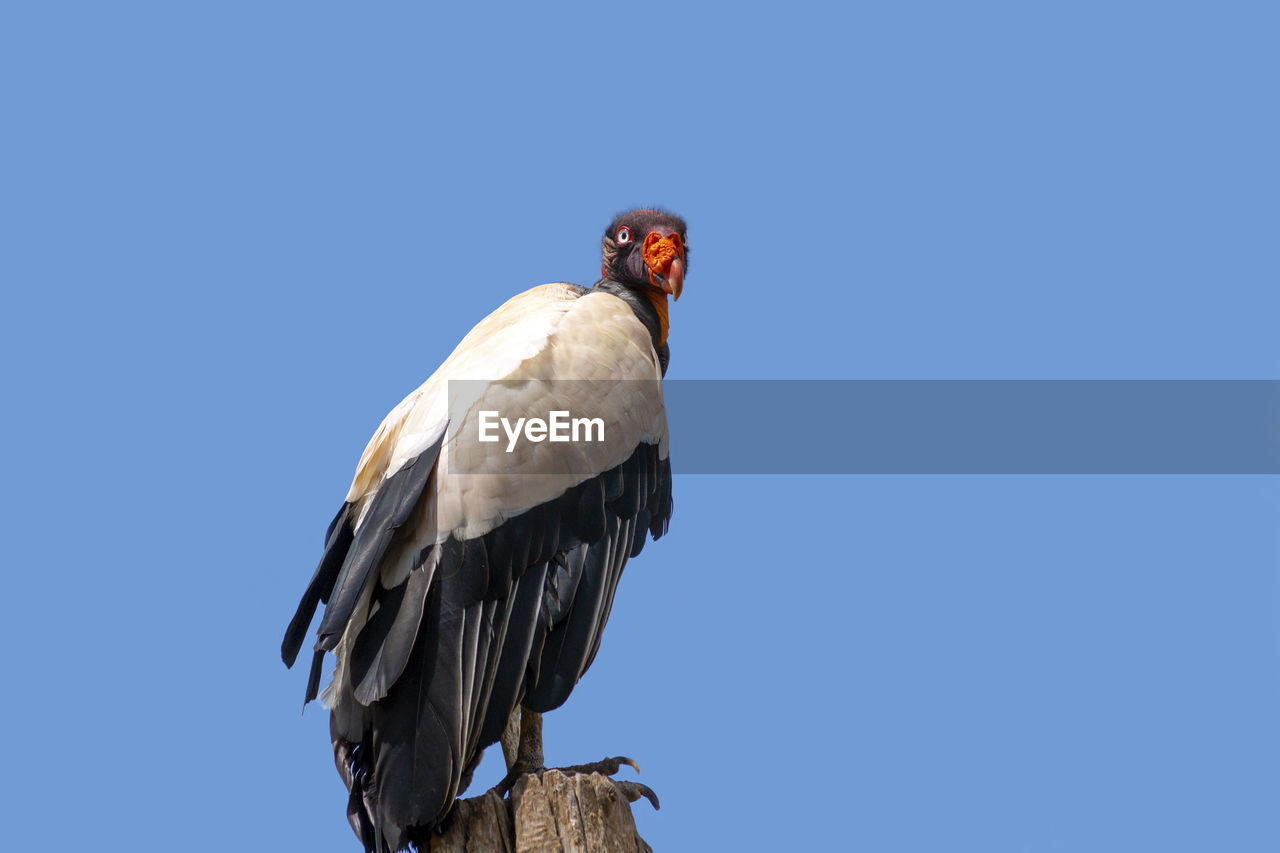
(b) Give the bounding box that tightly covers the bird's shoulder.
[346,282,661,507]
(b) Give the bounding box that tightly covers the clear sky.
[3,3,1278,851]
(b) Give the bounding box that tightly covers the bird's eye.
[616,226,632,244]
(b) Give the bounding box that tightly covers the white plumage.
[346,283,668,544]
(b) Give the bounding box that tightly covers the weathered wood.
[425,772,651,853]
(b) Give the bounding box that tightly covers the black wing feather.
[316,434,444,650]
[304,649,327,704]
[282,502,354,667]
[308,440,673,851]
[524,513,628,712]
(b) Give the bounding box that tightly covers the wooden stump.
[424,771,652,853]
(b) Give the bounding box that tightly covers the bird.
[282,209,687,851]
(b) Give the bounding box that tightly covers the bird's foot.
[492,755,659,809]
[543,756,661,810]
[491,711,659,808]
[553,755,639,777]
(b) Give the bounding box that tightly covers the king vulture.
[282,209,688,851]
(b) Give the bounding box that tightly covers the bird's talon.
[613,780,661,811]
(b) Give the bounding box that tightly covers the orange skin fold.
[642,231,685,301]
[640,231,684,345]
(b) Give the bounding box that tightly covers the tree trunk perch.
[423,771,653,853]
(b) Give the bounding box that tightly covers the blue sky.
[3,3,1278,851]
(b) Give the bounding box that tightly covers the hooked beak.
[653,256,684,301]
[643,232,685,301]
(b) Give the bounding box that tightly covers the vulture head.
[601,209,688,301]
